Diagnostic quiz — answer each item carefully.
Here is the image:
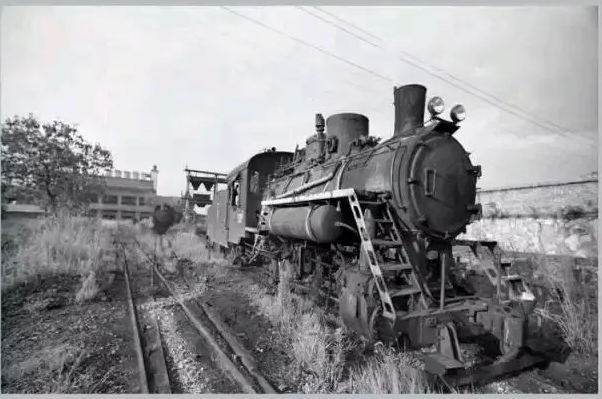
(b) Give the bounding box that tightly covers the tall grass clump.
[245,275,432,393]
[129,223,230,283]
[342,346,433,394]
[528,223,599,356]
[533,254,598,355]
[1,211,115,301]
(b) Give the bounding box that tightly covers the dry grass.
[344,347,432,394]
[1,211,117,303]
[245,276,434,394]
[127,224,231,298]
[531,254,598,355]
[528,224,598,356]
[2,343,97,393]
[2,340,118,394]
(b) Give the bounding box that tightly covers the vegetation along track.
[120,231,578,394]
[201,238,577,394]
[117,233,276,394]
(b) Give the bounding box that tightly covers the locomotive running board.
[261,188,356,207]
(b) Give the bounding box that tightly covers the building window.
[121,196,136,206]
[102,210,117,220]
[85,193,99,203]
[103,195,118,205]
[139,196,146,206]
[122,211,135,220]
[140,213,152,220]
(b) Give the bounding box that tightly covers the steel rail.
[120,245,150,394]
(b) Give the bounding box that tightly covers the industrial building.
[86,165,183,221]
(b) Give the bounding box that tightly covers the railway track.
[116,232,276,394]
[116,229,585,395]
[119,245,171,393]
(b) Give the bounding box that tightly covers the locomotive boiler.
[264,85,480,245]
[200,84,547,387]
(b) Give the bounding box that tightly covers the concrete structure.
[1,203,48,219]
[86,165,160,220]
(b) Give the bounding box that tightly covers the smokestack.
[393,84,427,137]
[151,165,159,193]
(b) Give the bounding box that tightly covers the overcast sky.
[1,6,598,198]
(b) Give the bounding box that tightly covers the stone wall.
[477,179,598,218]
[459,217,598,258]
[458,178,599,259]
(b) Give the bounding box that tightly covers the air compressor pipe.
[275,162,341,199]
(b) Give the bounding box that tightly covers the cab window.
[249,171,260,194]
[230,176,241,207]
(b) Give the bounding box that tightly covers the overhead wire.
[305,6,596,146]
[218,5,595,159]
[200,15,390,140]
[217,19,388,110]
[220,6,395,86]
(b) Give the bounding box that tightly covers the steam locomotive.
[196,84,547,386]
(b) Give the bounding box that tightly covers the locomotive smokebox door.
[393,131,479,240]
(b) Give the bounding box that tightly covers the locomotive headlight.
[451,104,466,123]
[427,96,445,116]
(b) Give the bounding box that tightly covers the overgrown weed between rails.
[1,211,118,305]
[127,222,231,290]
[244,273,436,394]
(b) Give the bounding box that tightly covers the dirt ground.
[1,273,140,394]
[202,283,299,392]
